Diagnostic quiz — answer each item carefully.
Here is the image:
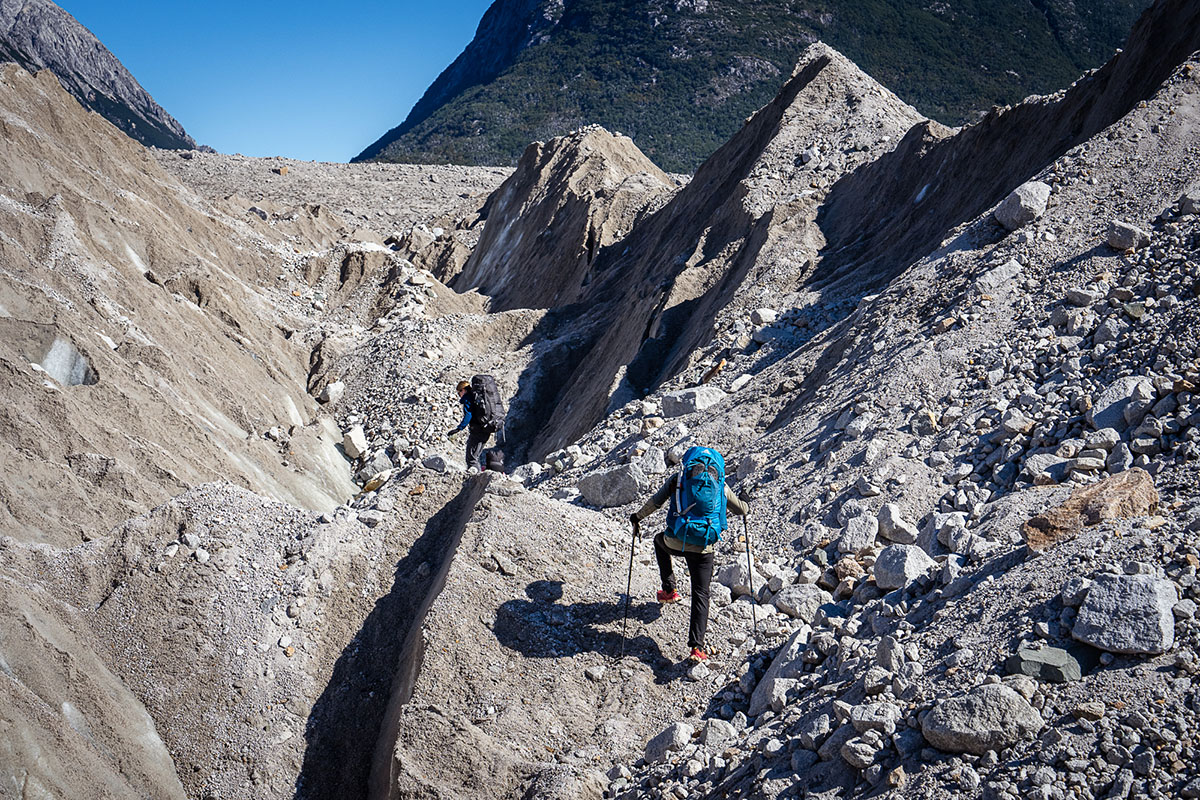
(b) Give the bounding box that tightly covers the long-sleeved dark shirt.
[632,472,749,553]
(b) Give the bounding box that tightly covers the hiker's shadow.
[494,580,680,683]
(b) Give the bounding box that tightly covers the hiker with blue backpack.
[629,446,749,662]
[450,375,506,473]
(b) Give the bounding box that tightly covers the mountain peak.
[0,0,194,150]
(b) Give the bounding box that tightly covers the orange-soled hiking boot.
[656,589,681,604]
[687,647,708,663]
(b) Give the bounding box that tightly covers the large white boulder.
[662,386,727,418]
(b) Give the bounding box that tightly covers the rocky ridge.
[356,0,1151,172]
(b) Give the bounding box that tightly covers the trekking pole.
[620,519,638,659]
[743,514,758,639]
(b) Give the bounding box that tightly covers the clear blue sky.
[58,0,495,162]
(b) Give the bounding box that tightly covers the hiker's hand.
[738,487,753,504]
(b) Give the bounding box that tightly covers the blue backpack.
[667,446,728,548]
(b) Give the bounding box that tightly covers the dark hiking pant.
[465,424,491,471]
[653,532,714,651]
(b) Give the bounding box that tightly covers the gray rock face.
[1071,574,1177,654]
[0,0,194,149]
[661,386,728,417]
[772,584,831,622]
[873,544,937,590]
[645,721,692,764]
[577,462,647,507]
[994,181,1051,230]
[922,684,1043,755]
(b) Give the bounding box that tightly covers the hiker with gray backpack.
[450,375,506,473]
[628,446,749,662]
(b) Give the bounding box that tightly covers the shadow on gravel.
[494,579,685,683]
[295,477,488,800]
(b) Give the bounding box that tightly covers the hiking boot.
[656,589,681,604]
[687,647,708,663]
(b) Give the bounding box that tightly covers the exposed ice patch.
[40,336,98,385]
[914,183,930,204]
[125,243,147,272]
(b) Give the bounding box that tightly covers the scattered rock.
[577,463,648,508]
[922,684,1043,755]
[342,425,368,459]
[1072,574,1178,654]
[662,386,728,417]
[1106,219,1150,250]
[1004,644,1087,683]
[645,721,693,764]
[994,181,1051,230]
[873,545,937,590]
[1022,468,1158,551]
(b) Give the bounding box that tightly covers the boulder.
[718,560,756,597]
[361,450,394,477]
[878,504,918,544]
[1022,468,1158,551]
[701,719,736,750]
[662,386,727,418]
[838,514,878,554]
[422,454,464,474]
[577,463,648,508]
[1072,574,1177,654]
[645,721,693,764]
[994,181,1051,230]
[873,545,936,590]
[1004,645,1086,683]
[750,308,778,325]
[772,584,832,622]
[1106,219,1150,250]
[849,702,902,735]
[975,258,1023,293]
[921,684,1043,755]
[1087,376,1154,430]
[318,380,345,404]
[511,462,543,483]
[342,425,368,459]
[748,626,810,716]
[1022,452,1070,483]
[1181,188,1200,216]
[635,446,668,475]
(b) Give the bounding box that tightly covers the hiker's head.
[456,380,469,397]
